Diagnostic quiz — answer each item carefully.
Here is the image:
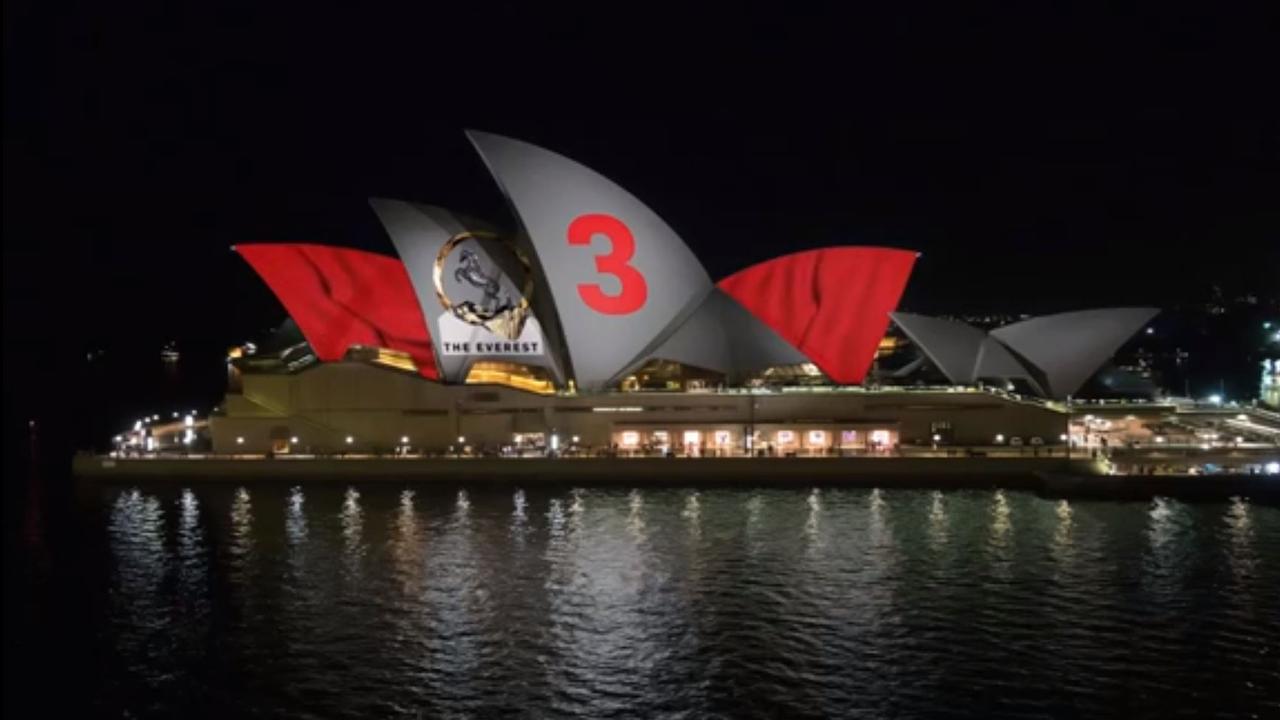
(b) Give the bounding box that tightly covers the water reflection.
[340,487,365,575]
[1148,496,1173,546]
[1224,496,1255,581]
[868,488,890,547]
[627,489,646,540]
[990,489,1012,543]
[928,490,948,549]
[108,489,172,671]
[455,488,472,525]
[229,487,254,584]
[682,490,702,540]
[1054,499,1073,548]
[805,488,823,550]
[1144,496,1193,598]
[547,498,565,537]
[510,488,529,545]
[746,493,764,528]
[85,486,1280,718]
[512,488,527,520]
[390,489,423,592]
[176,489,207,614]
[286,486,307,545]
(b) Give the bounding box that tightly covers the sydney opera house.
[210,131,1157,457]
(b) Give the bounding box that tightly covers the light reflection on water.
[97,486,1280,718]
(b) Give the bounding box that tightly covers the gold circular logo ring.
[433,231,535,329]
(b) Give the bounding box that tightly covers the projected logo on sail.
[431,231,543,355]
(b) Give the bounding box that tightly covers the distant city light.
[1155,436,1166,443]
[572,435,580,444]
[290,436,299,444]
[345,436,354,444]
[1208,394,1222,404]
[236,436,244,444]
[401,436,410,444]
[1266,461,1280,475]
[931,433,941,442]
[133,420,142,431]
[1145,327,1154,335]
[457,435,466,444]
[184,414,194,427]
[994,434,1005,443]
[1059,433,1068,441]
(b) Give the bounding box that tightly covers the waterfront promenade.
[72,454,1279,501]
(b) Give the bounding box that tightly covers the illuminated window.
[714,430,732,446]
[808,430,826,445]
[870,429,891,446]
[620,431,640,447]
[373,347,418,373]
[464,361,555,394]
[776,430,795,444]
[683,430,702,445]
[651,431,670,448]
[841,430,857,445]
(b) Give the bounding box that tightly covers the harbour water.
[8,483,1280,717]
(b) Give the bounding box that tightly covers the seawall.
[72,454,1279,501]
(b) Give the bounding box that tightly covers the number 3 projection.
[567,213,648,315]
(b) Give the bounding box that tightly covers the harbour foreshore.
[73,454,1278,501]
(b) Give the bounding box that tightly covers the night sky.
[4,3,1278,440]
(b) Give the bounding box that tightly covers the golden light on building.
[464,361,555,394]
[876,335,901,358]
[371,348,418,373]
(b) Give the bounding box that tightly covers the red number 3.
[567,213,648,315]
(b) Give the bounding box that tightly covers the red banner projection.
[717,247,917,384]
[235,244,439,379]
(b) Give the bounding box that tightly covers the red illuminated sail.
[717,247,917,384]
[235,244,439,379]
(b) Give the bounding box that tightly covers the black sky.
[4,3,1278,419]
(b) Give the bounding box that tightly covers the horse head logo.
[433,232,534,340]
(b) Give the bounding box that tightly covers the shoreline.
[72,454,1278,502]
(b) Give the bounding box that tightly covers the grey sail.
[889,312,987,384]
[620,289,808,384]
[369,198,565,384]
[990,308,1159,398]
[467,130,713,390]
